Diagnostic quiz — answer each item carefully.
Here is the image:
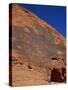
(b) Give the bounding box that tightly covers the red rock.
[9,3,66,86]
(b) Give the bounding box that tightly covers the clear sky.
[20,4,66,38]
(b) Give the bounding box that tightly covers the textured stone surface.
[9,4,66,86]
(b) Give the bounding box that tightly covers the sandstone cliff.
[9,3,66,86]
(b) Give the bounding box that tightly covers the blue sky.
[20,4,66,38]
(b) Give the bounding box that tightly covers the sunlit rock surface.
[9,4,66,86]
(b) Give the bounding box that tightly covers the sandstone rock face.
[9,4,66,86]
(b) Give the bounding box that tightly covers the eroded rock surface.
[9,4,66,86]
